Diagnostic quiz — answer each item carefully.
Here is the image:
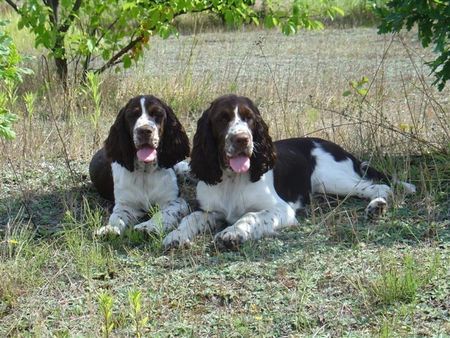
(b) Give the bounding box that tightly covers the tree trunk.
[53,33,68,89]
[55,56,68,88]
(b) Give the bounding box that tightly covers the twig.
[359,33,395,105]
[4,0,19,13]
[256,37,290,138]
[303,122,364,137]
[41,56,79,185]
[94,34,145,74]
[310,103,443,153]
[398,35,450,139]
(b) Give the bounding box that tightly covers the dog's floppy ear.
[157,100,190,168]
[104,102,135,172]
[190,108,223,185]
[246,99,276,182]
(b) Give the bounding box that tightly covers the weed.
[98,292,114,338]
[83,71,103,149]
[368,254,438,306]
[128,289,149,337]
[61,200,114,279]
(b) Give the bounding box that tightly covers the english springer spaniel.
[89,95,191,236]
[163,94,415,249]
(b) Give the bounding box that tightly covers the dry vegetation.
[0,7,449,337]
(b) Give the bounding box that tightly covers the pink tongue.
[136,147,157,163]
[229,156,250,173]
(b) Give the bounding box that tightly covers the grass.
[1,2,450,336]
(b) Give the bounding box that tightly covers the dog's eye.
[130,108,141,117]
[152,111,164,123]
[219,112,230,122]
[240,113,253,122]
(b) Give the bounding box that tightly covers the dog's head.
[190,94,276,184]
[104,95,190,171]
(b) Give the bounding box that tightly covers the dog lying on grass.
[163,94,416,250]
[89,95,190,236]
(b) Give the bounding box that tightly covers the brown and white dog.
[89,95,190,236]
[163,94,416,249]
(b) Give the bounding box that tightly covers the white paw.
[374,184,393,200]
[214,226,249,250]
[365,197,388,219]
[96,225,123,236]
[400,181,416,194]
[134,220,161,234]
[163,230,191,250]
[173,160,190,176]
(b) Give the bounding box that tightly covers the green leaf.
[87,39,95,53]
[123,54,132,68]
[331,6,344,17]
[356,88,368,96]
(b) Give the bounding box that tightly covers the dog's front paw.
[163,230,191,251]
[214,226,248,250]
[365,197,388,219]
[96,224,123,236]
[134,220,161,235]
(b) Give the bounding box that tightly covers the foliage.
[98,292,115,338]
[375,0,450,91]
[128,289,148,337]
[0,19,32,140]
[82,71,103,148]
[5,0,343,83]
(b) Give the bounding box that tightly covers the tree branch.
[93,5,214,74]
[94,35,145,74]
[4,0,20,14]
[93,17,120,48]
[59,0,82,33]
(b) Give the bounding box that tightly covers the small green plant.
[0,93,17,140]
[83,71,103,148]
[378,315,395,338]
[62,200,112,279]
[21,91,36,153]
[343,76,369,97]
[128,289,148,337]
[0,224,49,315]
[98,292,115,338]
[0,19,32,140]
[23,92,36,122]
[370,254,423,305]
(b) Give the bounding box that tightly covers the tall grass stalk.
[83,71,103,149]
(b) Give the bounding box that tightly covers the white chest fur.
[112,162,178,211]
[196,170,283,224]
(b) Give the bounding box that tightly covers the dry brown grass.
[2,28,448,167]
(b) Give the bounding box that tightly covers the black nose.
[232,133,250,147]
[137,127,153,136]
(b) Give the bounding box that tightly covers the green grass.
[0,153,448,336]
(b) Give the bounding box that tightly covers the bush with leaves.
[375,0,450,91]
[4,0,342,85]
[0,19,31,140]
